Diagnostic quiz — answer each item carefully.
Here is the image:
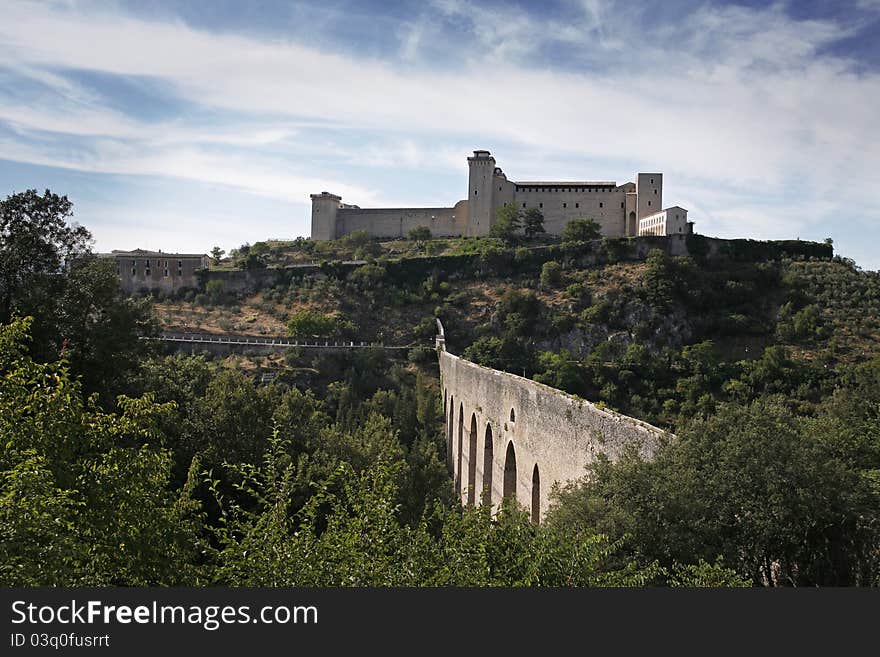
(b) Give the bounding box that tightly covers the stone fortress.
[311,149,693,241]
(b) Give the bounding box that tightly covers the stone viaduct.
[437,320,669,522]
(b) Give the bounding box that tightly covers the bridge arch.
[456,402,463,496]
[482,424,494,507]
[503,441,517,502]
[447,394,454,471]
[531,464,540,524]
[467,413,478,507]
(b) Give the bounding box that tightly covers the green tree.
[562,218,602,242]
[490,203,522,243]
[210,246,225,264]
[540,260,563,288]
[0,191,155,402]
[205,279,226,305]
[287,310,340,338]
[55,257,157,401]
[0,190,90,325]
[0,318,206,586]
[522,208,546,239]
[211,423,660,586]
[408,226,432,251]
[547,396,880,586]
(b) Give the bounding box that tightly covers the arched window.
[531,464,541,524]
[467,414,478,507]
[482,425,494,507]
[503,441,517,501]
[509,408,516,423]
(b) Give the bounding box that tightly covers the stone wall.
[438,338,668,521]
[511,185,629,236]
[336,200,468,239]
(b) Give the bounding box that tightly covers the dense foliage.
[2,190,878,587]
[0,190,156,403]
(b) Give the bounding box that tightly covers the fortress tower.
[310,192,341,241]
[467,150,496,236]
[636,173,663,221]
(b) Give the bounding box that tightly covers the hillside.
[151,234,879,431]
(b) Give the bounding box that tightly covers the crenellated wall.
[437,324,669,521]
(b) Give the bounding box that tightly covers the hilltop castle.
[311,150,692,240]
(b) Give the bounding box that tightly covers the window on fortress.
[599,202,603,208]
[499,186,502,190]
[654,189,657,194]
[522,203,526,208]
[563,203,566,209]
[621,202,625,208]
[164,269,169,278]
[648,201,652,206]
[575,203,579,208]
[474,189,478,196]
[539,203,543,209]
[650,178,654,184]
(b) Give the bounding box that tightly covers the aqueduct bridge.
[437,320,669,521]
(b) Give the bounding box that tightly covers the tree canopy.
[0,190,154,402]
[489,203,522,242]
[562,218,602,242]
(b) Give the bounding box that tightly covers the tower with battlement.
[466,150,496,236]
[310,191,342,241]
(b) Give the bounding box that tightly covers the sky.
[1,0,879,268]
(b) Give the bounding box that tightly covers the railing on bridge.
[142,332,417,350]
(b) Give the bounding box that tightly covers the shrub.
[206,279,226,305]
[407,346,434,364]
[540,261,563,288]
[287,310,338,338]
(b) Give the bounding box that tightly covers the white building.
[638,206,691,236]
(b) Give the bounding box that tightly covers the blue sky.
[1,0,879,268]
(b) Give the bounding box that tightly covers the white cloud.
[0,0,878,264]
[0,133,381,205]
